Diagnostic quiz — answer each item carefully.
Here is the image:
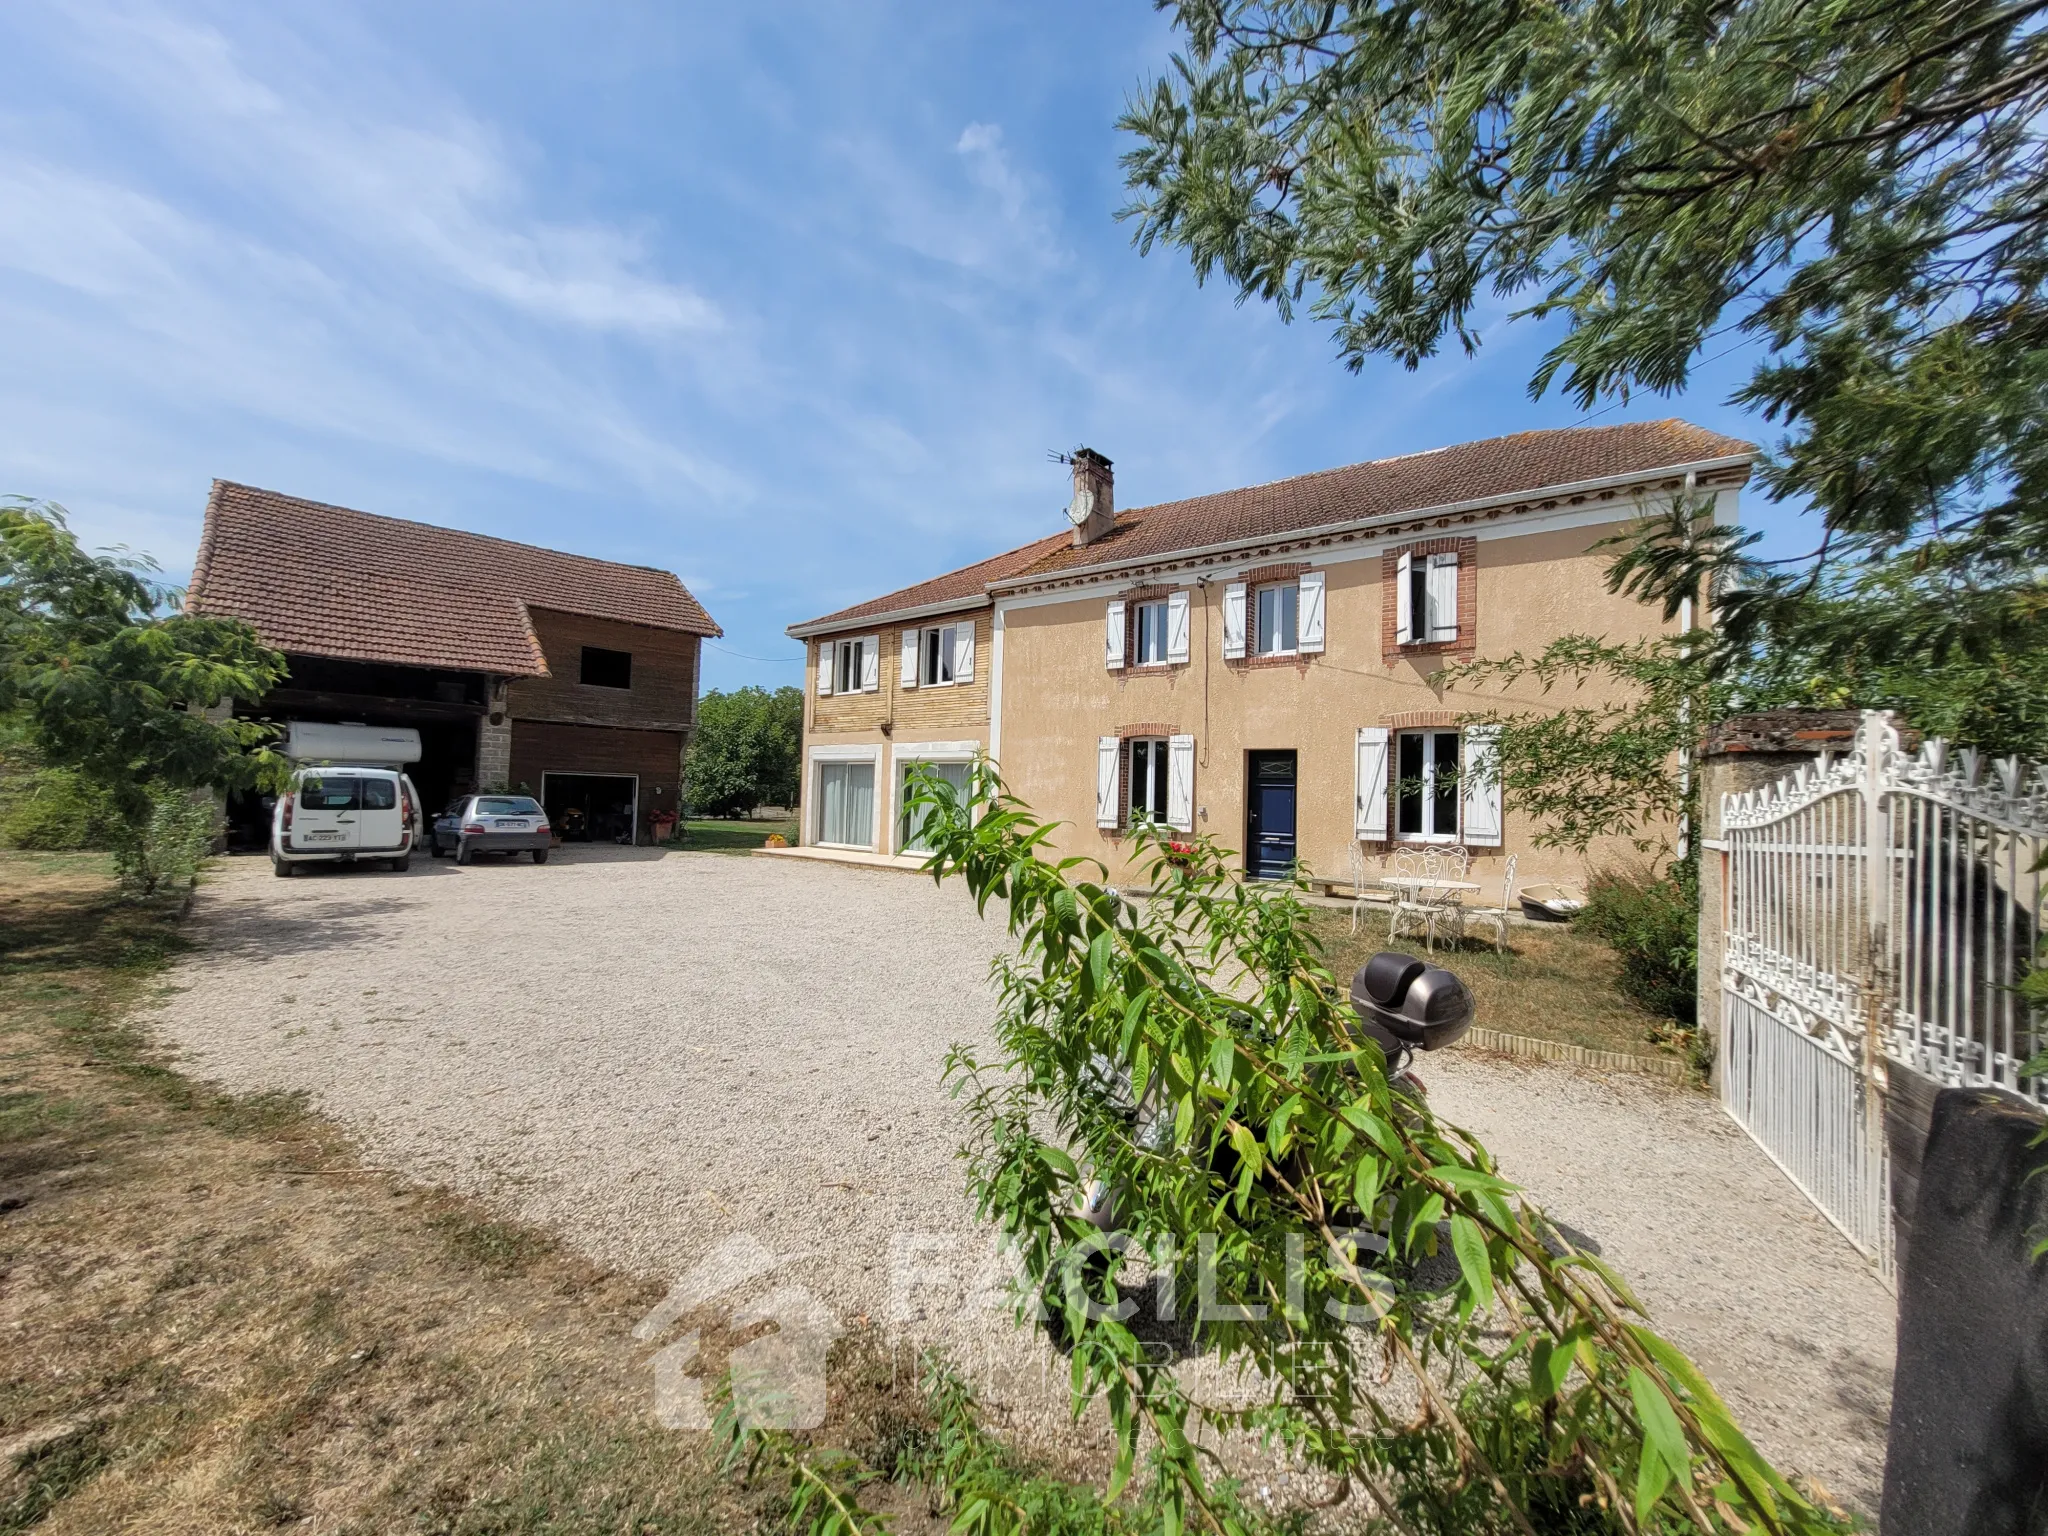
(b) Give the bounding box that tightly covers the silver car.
[443,794,553,864]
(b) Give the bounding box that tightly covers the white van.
[269,722,424,876]
[271,766,421,875]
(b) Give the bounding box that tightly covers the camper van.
[269,723,425,877]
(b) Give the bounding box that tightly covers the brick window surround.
[1117,588,1189,671]
[1228,563,1318,672]
[1102,724,1179,838]
[1381,536,1478,663]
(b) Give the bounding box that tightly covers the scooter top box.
[1350,951,1475,1056]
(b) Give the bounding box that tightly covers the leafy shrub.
[1580,871,1698,1025]
[0,765,118,850]
[111,788,217,900]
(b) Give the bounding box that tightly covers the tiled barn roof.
[187,481,719,677]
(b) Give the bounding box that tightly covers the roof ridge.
[1115,418,1712,516]
[209,480,683,580]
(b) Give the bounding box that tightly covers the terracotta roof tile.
[187,481,719,677]
[786,421,1751,635]
[1011,419,1754,580]
[789,529,1072,634]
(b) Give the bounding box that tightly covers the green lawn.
[673,816,799,853]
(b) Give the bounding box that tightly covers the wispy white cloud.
[67,3,721,337]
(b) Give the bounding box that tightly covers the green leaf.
[1629,1364,1692,1490]
[1266,1094,1302,1155]
[1039,1146,1077,1181]
[1229,1122,1261,1174]
[1208,1033,1236,1087]
[1530,1336,1573,1400]
[1449,1213,1493,1311]
[1634,1439,1673,1526]
[1351,1157,1383,1217]
[1087,929,1115,995]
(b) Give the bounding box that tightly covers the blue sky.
[0,2,1805,693]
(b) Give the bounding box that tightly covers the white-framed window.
[921,624,958,686]
[816,759,876,847]
[1128,737,1171,822]
[1394,730,1461,841]
[836,638,864,694]
[1134,601,1170,665]
[898,759,972,852]
[1255,582,1299,656]
[1396,551,1460,645]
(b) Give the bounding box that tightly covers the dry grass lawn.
[0,852,782,1535]
[1307,908,1696,1069]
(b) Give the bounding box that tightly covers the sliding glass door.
[817,761,876,848]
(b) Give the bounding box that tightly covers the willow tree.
[1119,0,2048,684]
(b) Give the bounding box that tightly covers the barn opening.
[543,773,639,844]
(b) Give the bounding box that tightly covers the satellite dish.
[1065,485,1095,526]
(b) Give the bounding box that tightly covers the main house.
[187,481,720,847]
[786,421,1752,885]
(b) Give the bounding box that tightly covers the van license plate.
[303,831,343,841]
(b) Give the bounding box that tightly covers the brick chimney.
[1069,447,1115,547]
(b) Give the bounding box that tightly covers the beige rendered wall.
[801,613,990,851]
[995,516,1680,888]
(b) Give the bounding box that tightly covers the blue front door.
[1246,751,1297,880]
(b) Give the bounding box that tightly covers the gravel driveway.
[151,851,1895,1513]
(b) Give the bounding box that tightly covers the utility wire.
[705,640,806,664]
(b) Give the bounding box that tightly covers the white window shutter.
[1297,570,1325,654]
[1166,734,1195,832]
[1462,724,1503,846]
[861,636,881,692]
[1427,553,1459,642]
[901,629,919,688]
[953,620,974,682]
[1222,582,1247,659]
[1355,726,1389,838]
[1104,600,1125,670]
[1395,553,1414,644]
[1095,736,1121,828]
[1165,590,1190,663]
[817,642,834,696]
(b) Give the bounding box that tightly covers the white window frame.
[1396,551,1461,646]
[1393,729,1463,843]
[891,741,979,854]
[920,624,960,687]
[833,637,865,695]
[1133,600,1171,666]
[809,744,882,850]
[1253,582,1299,656]
[1127,736,1171,825]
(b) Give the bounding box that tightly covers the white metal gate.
[1719,713,2046,1273]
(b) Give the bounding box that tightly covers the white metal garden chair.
[1465,854,1519,953]
[1386,848,1443,947]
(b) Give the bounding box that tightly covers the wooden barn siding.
[508,720,685,829]
[512,609,699,730]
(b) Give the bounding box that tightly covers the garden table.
[1379,876,1480,951]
